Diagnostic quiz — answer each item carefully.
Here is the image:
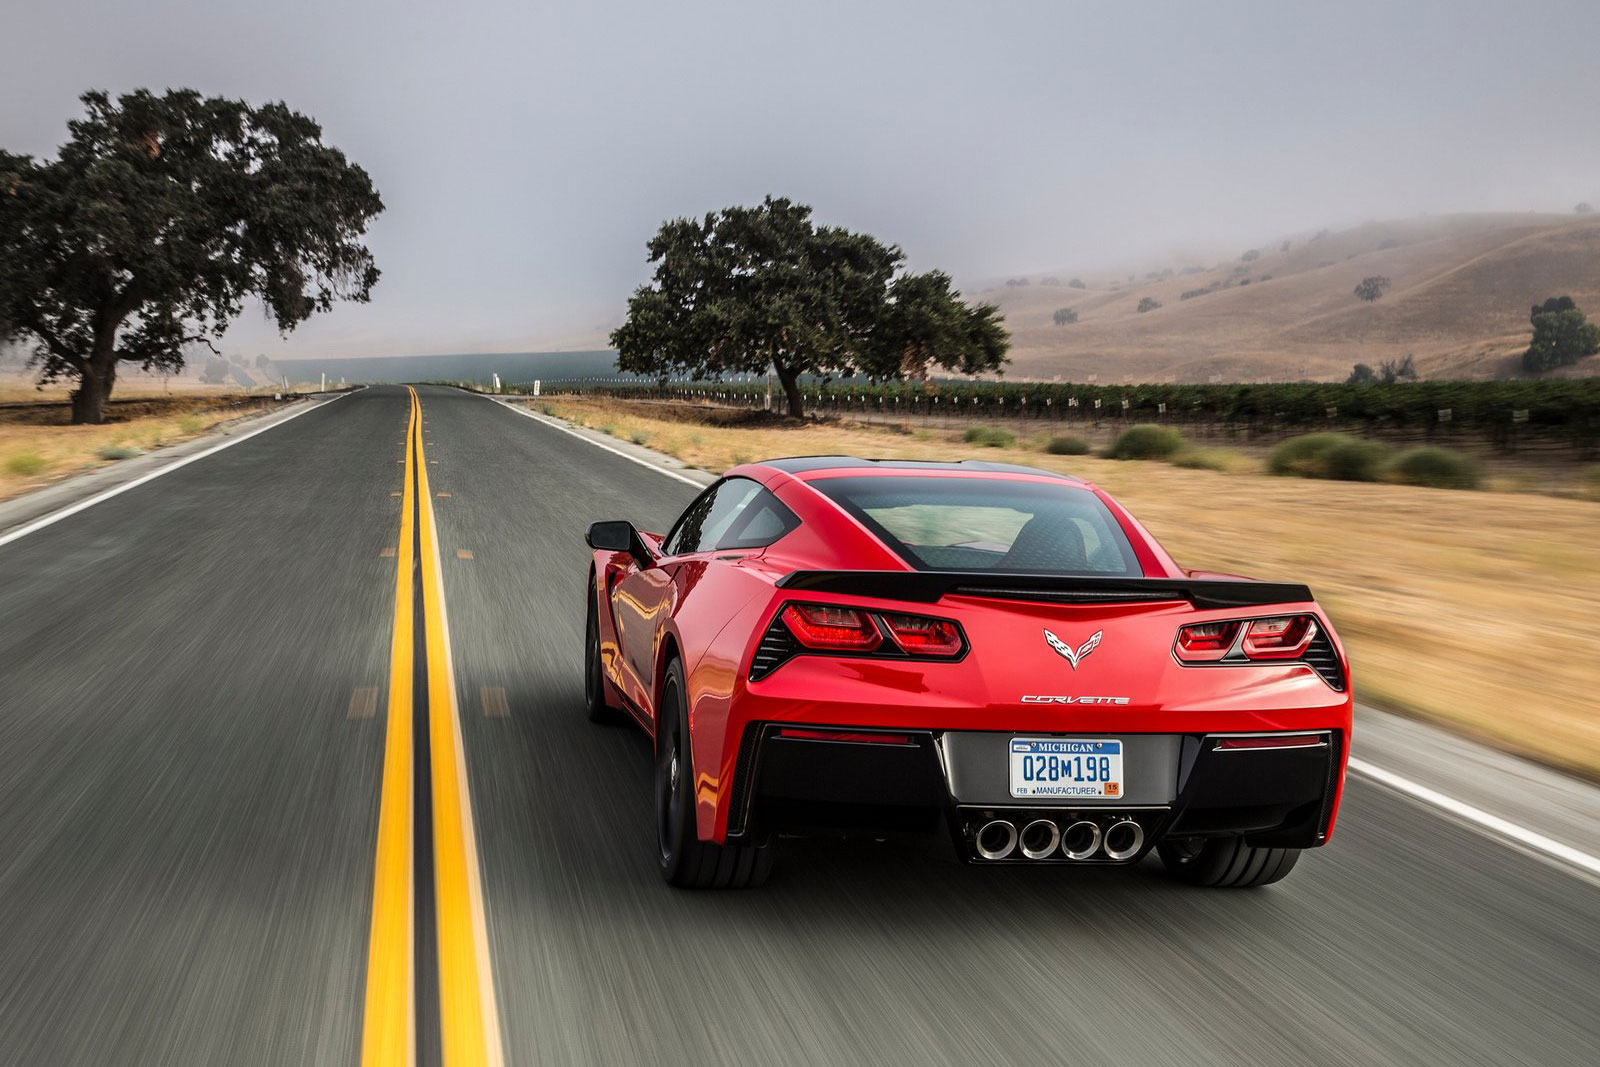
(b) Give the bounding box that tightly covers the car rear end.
[714,464,1352,873]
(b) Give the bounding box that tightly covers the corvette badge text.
[1020,694,1132,705]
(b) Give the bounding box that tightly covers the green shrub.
[96,445,144,461]
[963,425,1015,448]
[1107,424,1184,460]
[177,414,207,435]
[1385,446,1481,490]
[1322,439,1392,481]
[5,452,49,477]
[1171,448,1239,471]
[1269,433,1392,481]
[629,431,651,446]
[1042,434,1089,455]
[1268,433,1344,476]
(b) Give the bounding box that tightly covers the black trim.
[1300,627,1347,691]
[778,571,1316,610]
[725,723,764,837]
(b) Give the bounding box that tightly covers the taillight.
[1240,615,1316,659]
[880,612,964,657]
[1174,614,1319,663]
[781,603,882,652]
[1174,620,1242,662]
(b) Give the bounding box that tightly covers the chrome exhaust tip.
[1102,819,1145,861]
[975,819,1019,860]
[1061,819,1103,860]
[1019,819,1061,860]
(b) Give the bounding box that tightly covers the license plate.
[1009,738,1123,799]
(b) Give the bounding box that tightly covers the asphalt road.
[0,383,1595,1066]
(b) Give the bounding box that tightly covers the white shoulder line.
[1349,757,1600,881]
[486,395,706,488]
[0,392,346,551]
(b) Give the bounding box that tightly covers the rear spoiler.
[776,571,1315,610]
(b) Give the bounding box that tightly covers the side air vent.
[749,617,799,681]
[1301,628,1346,691]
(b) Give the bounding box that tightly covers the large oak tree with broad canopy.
[610,197,1008,417]
[0,89,383,424]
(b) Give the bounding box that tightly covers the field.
[534,394,1600,779]
[0,382,277,503]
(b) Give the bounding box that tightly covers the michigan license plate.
[1009,738,1123,798]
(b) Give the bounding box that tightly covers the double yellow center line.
[362,387,503,1067]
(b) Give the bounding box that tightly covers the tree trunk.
[776,366,805,419]
[70,357,117,425]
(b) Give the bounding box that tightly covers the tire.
[1157,836,1301,888]
[584,577,622,724]
[656,659,773,889]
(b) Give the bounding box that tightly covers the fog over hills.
[985,212,1600,383]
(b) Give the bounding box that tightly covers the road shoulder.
[0,394,346,543]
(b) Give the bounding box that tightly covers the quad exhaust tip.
[1019,819,1061,860]
[976,819,1019,860]
[1061,819,1103,860]
[1102,819,1145,861]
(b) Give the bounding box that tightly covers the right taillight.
[781,603,883,652]
[1240,615,1317,659]
[1174,614,1319,663]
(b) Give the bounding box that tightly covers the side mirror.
[586,520,656,565]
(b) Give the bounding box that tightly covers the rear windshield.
[811,475,1141,575]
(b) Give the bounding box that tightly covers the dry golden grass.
[0,394,272,503]
[543,396,1600,778]
[0,371,238,404]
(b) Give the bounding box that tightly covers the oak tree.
[0,90,382,423]
[611,197,1008,417]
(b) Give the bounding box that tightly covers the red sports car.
[585,457,1352,889]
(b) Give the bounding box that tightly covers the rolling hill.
[983,212,1600,383]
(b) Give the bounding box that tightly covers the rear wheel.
[584,577,621,724]
[1157,836,1300,888]
[656,659,773,889]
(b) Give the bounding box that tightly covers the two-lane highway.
[1,384,1596,1066]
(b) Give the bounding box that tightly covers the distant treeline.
[533,377,1600,445]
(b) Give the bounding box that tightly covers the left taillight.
[771,602,965,662]
[781,603,882,652]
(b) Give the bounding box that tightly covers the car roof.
[755,456,1088,483]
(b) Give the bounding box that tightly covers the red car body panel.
[591,461,1353,849]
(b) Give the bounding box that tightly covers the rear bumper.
[725,726,1345,863]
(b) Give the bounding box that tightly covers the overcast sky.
[6,0,1600,358]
